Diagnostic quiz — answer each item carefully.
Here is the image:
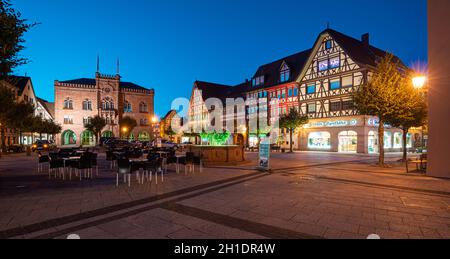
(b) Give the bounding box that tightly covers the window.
[307,84,316,94]
[252,76,264,86]
[325,40,332,49]
[294,88,298,96]
[394,132,402,149]
[82,99,92,111]
[318,60,329,71]
[342,75,353,87]
[308,132,331,149]
[280,64,290,83]
[139,102,148,113]
[124,101,132,113]
[64,98,73,109]
[102,98,114,110]
[330,79,341,90]
[330,101,341,112]
[384,132,393,148]
[342,100,355,110]
[329,57,340,69]
[63,116,73,124]
[140,118,148,126]
[83,117,92,125]
[307,103,316,114]
[281,89,286,99]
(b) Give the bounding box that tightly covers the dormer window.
[280,63,290,83]
[252,76,264,87]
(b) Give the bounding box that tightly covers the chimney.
[361,33,370,47]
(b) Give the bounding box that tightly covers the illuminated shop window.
[308,132,331,149]
[384,132,393,149]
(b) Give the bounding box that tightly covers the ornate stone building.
[54,71,155,147]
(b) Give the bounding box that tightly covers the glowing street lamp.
[121,127,128,134]
[412,75,427,89]
[151,116,158,124]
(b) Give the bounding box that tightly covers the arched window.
[139,102,148,113]
[124,101,132,113]
[338,131,358,153]
[102,98,114,111]
[82,99,92,110]
[280,63,290,83]
[64,98,73,109]
[81,130,95,146]
[62,130,77,145]
[138,131,150,141]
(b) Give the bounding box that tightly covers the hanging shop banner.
[258,138,271,172]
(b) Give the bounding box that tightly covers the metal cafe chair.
[71,154,93,180]
[37,154,50,173]
[49,158,64,179]
[144,158,164,184]
[117,158,132,187]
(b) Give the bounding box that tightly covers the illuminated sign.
[306,119,358,128]
[367,118,392,128]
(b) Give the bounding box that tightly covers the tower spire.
[97,54,100,73]
[116,58,120,75]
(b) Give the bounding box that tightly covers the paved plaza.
[0,152,449,239]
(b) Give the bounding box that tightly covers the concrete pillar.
[428,0,450,178]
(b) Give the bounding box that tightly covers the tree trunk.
[378,120,385,166]
[289,128,293,153]
[402,128,408,162]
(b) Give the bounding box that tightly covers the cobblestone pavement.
[0,152,449,239]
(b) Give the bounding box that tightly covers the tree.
[279,108,309,152]
[353,54,406,166]
[0,83,16,151]
[164,126,176,142]
[7,101,34,143]
[85,115,106,145]
[386,74,428,162]
[0,0,37,80]
[119,116,137,140]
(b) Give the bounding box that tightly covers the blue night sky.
[13,0,427,117]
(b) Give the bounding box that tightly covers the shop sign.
[367,118,392,128]
[307,119,358,128]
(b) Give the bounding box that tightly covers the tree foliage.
[85,115,106,145]
[279,108,309,152]
[119,116,137,139]
[0,0,37,79]
[386,74,428,161]
[353,54,411,165]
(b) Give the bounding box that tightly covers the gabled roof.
[36,97,55,119]
[59,78,150,91]
[6,76,31,95]
[194,80,251,101]
[194,81,233,101]
[322,29,405,68]
[252,49,312,89]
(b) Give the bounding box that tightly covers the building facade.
[185,29,424,153]
[54,72,155,147]
[0,76,55,147]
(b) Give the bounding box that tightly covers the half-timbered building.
[296,29,418,153]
